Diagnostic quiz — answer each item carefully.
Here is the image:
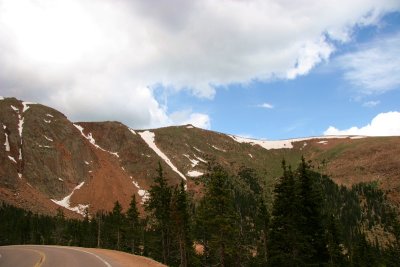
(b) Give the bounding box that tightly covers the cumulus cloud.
[338,33,400,94]
[169,110,211,129]
[0,0,399,128]
[324,111,400,136]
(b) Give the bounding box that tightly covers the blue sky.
[1,1,400,140]
[165,12,400,139]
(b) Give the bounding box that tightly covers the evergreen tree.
[145,162,173,264]
[94,210,105,248]
[171,181,193,267]
[326,215,346,266]
[297,157,329,264]
[195,164,239,267]
[111,201,125,250]
[256,197,270,265]
[268,160,306,266]
[235,167,266,265]
[54,208,66,245]
[127,194,141,254]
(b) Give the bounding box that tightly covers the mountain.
[1,97,400,218]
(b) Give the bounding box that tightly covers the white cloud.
[362,100,380,107]
[338,33,400,94]
[0,0,399,129]
[169,110,211,129]
[258,103,274,109]
[324,111,400,136]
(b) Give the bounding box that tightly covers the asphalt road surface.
[0,245,166,267]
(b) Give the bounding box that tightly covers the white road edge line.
[44,246,112,267]
[67,248,112,267]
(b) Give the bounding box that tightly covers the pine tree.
[145,162,172,264]
[111,201,125,250]
[326,214,346,266]
[95,210,105,248]
[235,167,266,265]
[297,156,328,264]
[268,160,306,266]
[54,208,66,245]
[171,181,193,267]
[195,164,239,267]
[127,194,141,254]
[257,197,270,265]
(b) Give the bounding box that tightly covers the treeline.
[1,159,400,266]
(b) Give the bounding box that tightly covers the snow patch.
[74,124,119,157]
[44,135,53,142]
[22,102,35,112]
[109,152,119,157]
[187,170,203,177]
[8,156,17,163]
[211,145,226,152]
[183,154,199,167]
[248,153,253,158]
[44,119,51,123]
[138,189,150,203]
[51,182,88,216]
[46,114,54,117]
[129,128,136,135]
[18,173,22,179]
[3,125,10,152]
[18,117,24,138]
[132,181,140,189]
[84,161,90,165]
[186,125,194,129]
[229,135,365,150]
[193,147,203,153]
[350,136,366,139]
[230,135,294,149]
[318,140,328,145]
[38,145,52,148]
[195,155,207,163]
[139,131,186,180]
[131,178,149,203]
[0,96,3,100]
[11,104,24,161]
[58,178,64,181]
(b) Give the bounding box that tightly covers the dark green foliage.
[297,157,329,263]
[126,194,141,254]
[111,201,125,250]
[145,162,198,267]
[145,162,173,264]
[1,159,399,267]
[195,164,240,267]
[268,161,308,266]
[326,215,346,266]
[170,181,196,267]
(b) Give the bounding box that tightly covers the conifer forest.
[1,159,400,267]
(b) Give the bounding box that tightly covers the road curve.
[0,245,166,267]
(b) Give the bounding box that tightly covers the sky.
[0,0,400,140]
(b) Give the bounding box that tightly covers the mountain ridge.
[1,97,400,218]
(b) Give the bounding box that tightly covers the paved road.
[0,245,119,267]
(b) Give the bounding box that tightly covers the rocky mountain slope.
[1,97,400,217]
